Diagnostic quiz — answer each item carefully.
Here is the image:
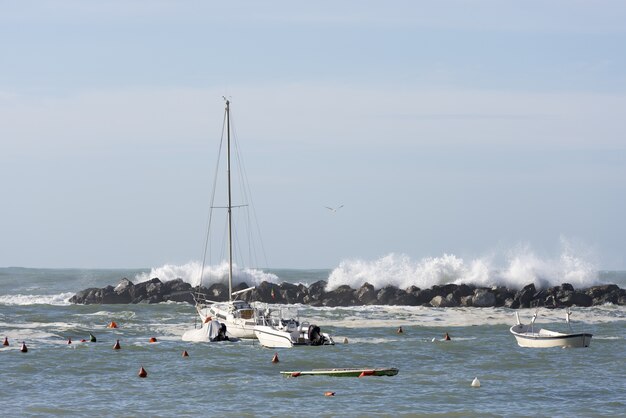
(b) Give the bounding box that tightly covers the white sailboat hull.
[198,301,257,339]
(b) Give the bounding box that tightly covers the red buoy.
[3,337,8,346]
[138,366,148,378]
[271,352,279,363]
[80,339,87,343]
[108,321,118,329]
[113,340,121,350]
[324,391,335,397]
[20,342,28,353]
[149,337,157,343]
[182,350,189,357]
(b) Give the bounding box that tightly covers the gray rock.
[472,289,496,307]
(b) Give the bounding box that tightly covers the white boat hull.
[198,301,257,339]
[510,324,592,348]
[254,325,335,348]
[254,326,298,348]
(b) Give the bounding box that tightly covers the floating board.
[280,368,399,378]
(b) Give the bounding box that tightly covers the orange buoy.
[20,342,28,353]
[271,352,279,363]
[3,337,9,346]
[108,321,118,329]
[138,366,148,378]
[324,391,335,397]
[358,370,375,378]
[397,326,403,334]
[182,350,189,357]
[149,337,157,343]
[67,337,72,344]
[113,340,121,350]
[444,332,451,341]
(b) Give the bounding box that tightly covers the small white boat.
[510,310,592,348]
[254,305,334,348]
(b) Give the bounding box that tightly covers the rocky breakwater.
[69,278,626,308]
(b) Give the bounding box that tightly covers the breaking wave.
[327,240,600,291]
[0,292,74,306]
[134,261,279,287]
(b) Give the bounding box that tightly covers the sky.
[1,1,625,271]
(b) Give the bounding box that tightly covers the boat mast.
[225,99,233,301]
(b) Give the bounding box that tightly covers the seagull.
[325,205,344,213]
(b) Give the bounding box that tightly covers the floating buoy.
[182,350,189,357]
[80,339,87,343]
[138,366,148,378]
[20,342,28,353]
[67,337,72,344]
[444,332,451,341]
[3,337,9,346]
[343,337,349,344]
[271,352,279,363]
[149,337,157,343]
[113,340,121,350]
[359,370,375,378]
[471,377,481,388]
[397,326,403,334]
[108,321,118,329]
[324,391,335,397]
[291,372,301,377]
[89,333,97,343]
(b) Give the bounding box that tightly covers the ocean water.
[1,266,625,417]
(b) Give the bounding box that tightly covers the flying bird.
[325,205,344,213]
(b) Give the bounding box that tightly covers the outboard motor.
[216,323,229,341]
[308,324,324,346]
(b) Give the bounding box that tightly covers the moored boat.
[185,98,265,340]
[510,310,592,348]
[254,304,334,348]
[280,368,399,377]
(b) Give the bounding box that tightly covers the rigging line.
[230,109,259,268]
[230,117,271,271]
[198,105,228,291]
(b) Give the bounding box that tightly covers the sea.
[1,264,625,417]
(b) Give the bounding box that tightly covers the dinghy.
[510,310,592,348]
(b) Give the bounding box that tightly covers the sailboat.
[186,99,261,340]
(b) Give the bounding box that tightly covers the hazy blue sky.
[1,1,625,271]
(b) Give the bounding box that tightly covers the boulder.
[324,285,357,307]
[356,283,378,304]
[472,289,496,307]
[514,283,536,308]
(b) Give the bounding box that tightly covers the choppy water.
[1,268,625,417]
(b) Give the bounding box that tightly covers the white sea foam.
[304,305,626,328]
[134,260,278,286]
[327,239,599,291]
[0,292,73,306]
